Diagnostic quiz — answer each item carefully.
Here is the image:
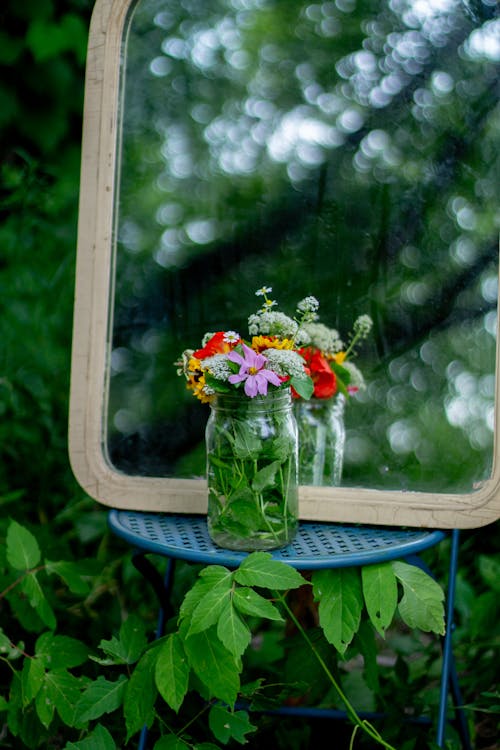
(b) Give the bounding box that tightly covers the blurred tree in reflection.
[109,0,499,493]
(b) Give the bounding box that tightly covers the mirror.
[69,0,500,528]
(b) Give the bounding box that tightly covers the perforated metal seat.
[108,509,446,569]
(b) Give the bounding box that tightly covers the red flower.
[300,348,337,399]
[193,332,238,359]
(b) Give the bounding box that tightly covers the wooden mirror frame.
[69,0,500,529]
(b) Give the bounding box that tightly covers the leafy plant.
[1,519,448,749]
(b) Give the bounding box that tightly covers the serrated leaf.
[35,633,88,670]
[74,675,127,724]
[99,615,147,664]
[38,669,83,727]
[312,568,363,654]
[251,460,281,492]
[45,561,91,595]
[208,704,256,745]
[361,562,398,637]
[392,561,445,635]
[233,587,284,621]
[20,574,56,629]
[183,629,240,707]
[6,520,41,570]
[234,552,304,591]
[21,657,45,705]
[217,599,251,658]
[179,566,231,627]
[155,633,190,713]
[188,574,233,637]
[63,723,116,749]
[124,647,158,740]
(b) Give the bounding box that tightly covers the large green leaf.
[234,552,304,590]
[123,649,158,742]
[208,704,256,745]
[124,647,158,740]
[21,656,45,705]
[6,520,41,570]
[217,599,252,658]
[36,669,82,728]
[312,568,363,654]
[64,723,116,750]
[19,574,56,630]
[361,562,398,637]
[179,565,232,629]
[35,632,88,670]
[183,629,240,707]
[232,587,283,621]
[188,573,234,637]
[45,561,91,595]
[392,561,445,635]
[155,633,190,713]
[74,675,127,725]
[98,614,147,665]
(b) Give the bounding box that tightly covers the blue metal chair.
[108,510,472,750]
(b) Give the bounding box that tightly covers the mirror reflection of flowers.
[295,307,373,401]
[175,287,315,402]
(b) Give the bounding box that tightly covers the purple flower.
[227,343,282,398]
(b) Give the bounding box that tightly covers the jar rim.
[211,386,292,410]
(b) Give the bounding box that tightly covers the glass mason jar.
[295,394,346,486]
[206,388,299,551]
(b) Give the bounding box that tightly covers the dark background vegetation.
[0,0,498,747]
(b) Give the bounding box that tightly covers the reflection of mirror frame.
[69,0,500,529]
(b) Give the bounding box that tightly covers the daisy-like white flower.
[223,330,240,344]
[261,299,277,310]
[255,286,272,297]
[227,343,281,397]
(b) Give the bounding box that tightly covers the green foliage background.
[0,0,499,748]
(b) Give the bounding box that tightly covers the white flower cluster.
[263,348,308,379]
[201,354,233,381]
[296,296,319,323]
[248,311,299,339]
[296,322,344,355]
[353,315,373,338]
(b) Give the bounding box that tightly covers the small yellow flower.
[187,373,213,403]
[251,335,294,352]
[333,351,346,364]
[188,356,202,373]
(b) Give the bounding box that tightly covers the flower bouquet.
[175,288,314,551]
[293,306,373,486]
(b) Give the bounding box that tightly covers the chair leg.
[436,530,471,749]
